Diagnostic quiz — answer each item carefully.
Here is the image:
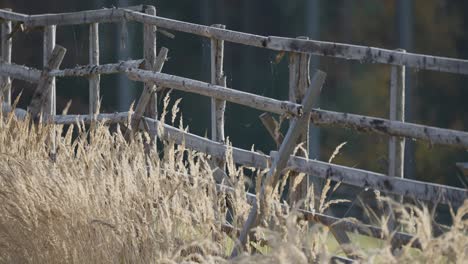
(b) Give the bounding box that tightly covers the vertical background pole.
[1,8,12,105]
[89,23,100,117]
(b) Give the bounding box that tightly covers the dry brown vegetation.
[0,106,466,263]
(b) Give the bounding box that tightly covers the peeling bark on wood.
[89,22,100,117]
[210,24,227,171]
[50,59,143,77]
[126,69,303,117]
[2,8,468,74]
[16,6,145,27]
[210,24,226,144]
[124,10,468,75]
[143,6,158,120]
[276,152,467,207]
[0,61,41,82]
[288,43,311,206]
[310,109,468,149]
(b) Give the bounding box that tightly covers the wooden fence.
[1,5,468,262]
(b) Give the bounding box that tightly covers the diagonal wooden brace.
[230,70,326,258]
[28,45,66,119]
[129,47,168,132]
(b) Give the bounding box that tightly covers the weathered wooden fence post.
[0,8,12,105]
[287,36,311,205]
[210,24,226,167]
[143,5,157,120]
[89,23,100,117]
[43,25,57,159]
[388,49,406,181]
[231,70,326,258]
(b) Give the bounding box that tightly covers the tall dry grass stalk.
[0,107,466,263]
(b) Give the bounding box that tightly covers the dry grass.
[0,108,466,263]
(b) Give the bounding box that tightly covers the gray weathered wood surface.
[1,10,12,105]
[89,22,100,116]
[131,47,168,131]
[310,109,468,149]
[210,24,226,144]
[124,10,468,75]
[0,60,142,82]
[0,62,41,82]
[126,69,303,116]
[288,44,311,205]
[43,25,56,116]
[388,49,406,179]
[29,45,66,117]
[142,6,158,120]
[2,7,468,74]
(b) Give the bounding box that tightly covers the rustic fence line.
[2,7,468,74]
[1,5,468,259]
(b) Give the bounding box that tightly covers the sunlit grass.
[0,106,466,263]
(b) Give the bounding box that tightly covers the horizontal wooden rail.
[50,59,143,77]
[126,69,468,149]
[0,60,142,82]
[0,6,145,27]
[123,10,468,75]
[0,61,41,82]
[126,68,303,116]
[2,62,467,149]
[2,7,468,74]
[273,152,467,207]
[309,109,468,149]
[16,109,460,206]
[136,115,464,206]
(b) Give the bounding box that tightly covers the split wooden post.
[89,22,100,117]
[1,8,12,105]
[288,36,311,205]
[143,5,158,119]
[210,24,227,169]
[29,45,66,117]
[388,49,406,180]
[230,70,326,258]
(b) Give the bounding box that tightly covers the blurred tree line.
[2,0,468,191]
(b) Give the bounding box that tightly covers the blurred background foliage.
[2,0,468,192]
